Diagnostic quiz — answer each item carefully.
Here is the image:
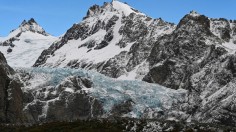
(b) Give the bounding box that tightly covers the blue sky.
[0,0,235,36]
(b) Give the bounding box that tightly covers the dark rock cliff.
[0,52,24,123]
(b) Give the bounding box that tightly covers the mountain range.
[0,0,236,131]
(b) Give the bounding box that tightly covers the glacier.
[15,67,187,119]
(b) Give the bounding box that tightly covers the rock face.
[0,52,24,123]
[144,13,221,89]
[188,54,236,126]
[142,12,236,125]
[21,74,103,123]
[130,13,236,125]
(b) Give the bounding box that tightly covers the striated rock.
[20,74,104,124]
[46,92,103,121]
[0,52,24,123]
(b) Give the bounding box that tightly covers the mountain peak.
[28,18,37,24]
[21,20,27,25]
[20,18,38,26]
[188,10,201,17]
[176,11,211,35]
[111,0,145,16]
[84,0,144,19]
[18,18,48,36]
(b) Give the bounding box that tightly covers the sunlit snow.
[112,0,145,16]
[0,31,56,67]
[222,40,236,54]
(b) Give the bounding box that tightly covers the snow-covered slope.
[0,19,57,67]
[34,1,175,79]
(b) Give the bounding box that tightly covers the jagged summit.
[3,18,49,40]
[111,0,145,16]
[28,18,37,24]
[189,10,201,17]
[16,18,48,36]
[176,10,211,35]
[84,0,145,19]
[21,18,37,26]
[0,18,51,43]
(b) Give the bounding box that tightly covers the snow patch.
[222,40,236,54]
[112,1,145,16]
[118,66,138,80]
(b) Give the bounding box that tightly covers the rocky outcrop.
[144,13,222,89]
[18,72,104,124]
[142,12,236,125]
[188,54,236,126]
[0,52,24,123]
[210,18,234,42]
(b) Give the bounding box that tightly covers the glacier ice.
[16,67,187,118]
